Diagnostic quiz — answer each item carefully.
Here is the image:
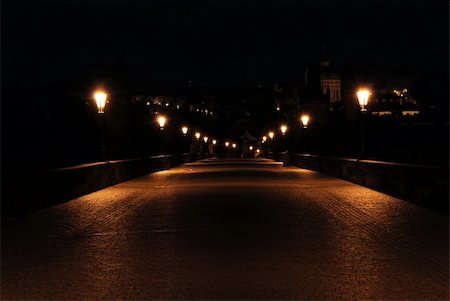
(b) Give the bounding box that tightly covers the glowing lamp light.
[157,116,167,130]
[280,125,288,135]
[249,146,253,150]
[225,141,230,147]
[212,139,217,145]
[262,136,267,143]
[203,136,209,143]
[181,126,189,135]
[357,89,371,112]
[301,115,310,128]
[195,132,201,140]
[268,131,275,140]
[94,91,107,114]
[232,143,237,149]
[256,149,261,154]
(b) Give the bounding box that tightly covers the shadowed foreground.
[2,158,448,299]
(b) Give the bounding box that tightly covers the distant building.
[319,55,342,103]
[370,88,420,117]
[297,50,342,121]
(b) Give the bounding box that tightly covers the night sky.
[3,2,448,90]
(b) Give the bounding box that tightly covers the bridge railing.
[3,153,207,218]
[269,152,449,214]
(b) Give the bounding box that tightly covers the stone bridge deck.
[2,158,448,299]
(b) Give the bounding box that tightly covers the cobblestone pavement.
[2,158,448,299]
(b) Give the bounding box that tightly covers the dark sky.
[2,2,449,89]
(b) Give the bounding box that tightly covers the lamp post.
[267,132,275,158]
[300,115,310,152]
[357,89,371,159]
[94,91,107,114]
[94,90,108,161]
[357,89,370,112]
[181,126,189,153]
[156,115,167,154]
[203,136,209,155]
[212,139,217,155]
[300,115,309,129]
[157,116,167,130]
[280,124,288,153]
[280,125,288,136]
[195,132,201,140]
[261,136,267,157]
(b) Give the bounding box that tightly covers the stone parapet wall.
[3,153,205,218]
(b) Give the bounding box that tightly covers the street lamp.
[93,90,109,161]
[203,136,209,143]
[268,131,275,140]
[195,132,201,140]
[280,124,288,135]
[232,143,237,149]
[181,126,189,136]
[94,91,107,114]
[262,136,267,143]
[212,139,217,145]
[356,88,371,159]
[157,115,167,130]
[225,141,230,147]
[357,89,371,112]
[300,115,309,128]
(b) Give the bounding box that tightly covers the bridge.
[2,157,448,299]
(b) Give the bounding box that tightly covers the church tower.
[319,47,342,103]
